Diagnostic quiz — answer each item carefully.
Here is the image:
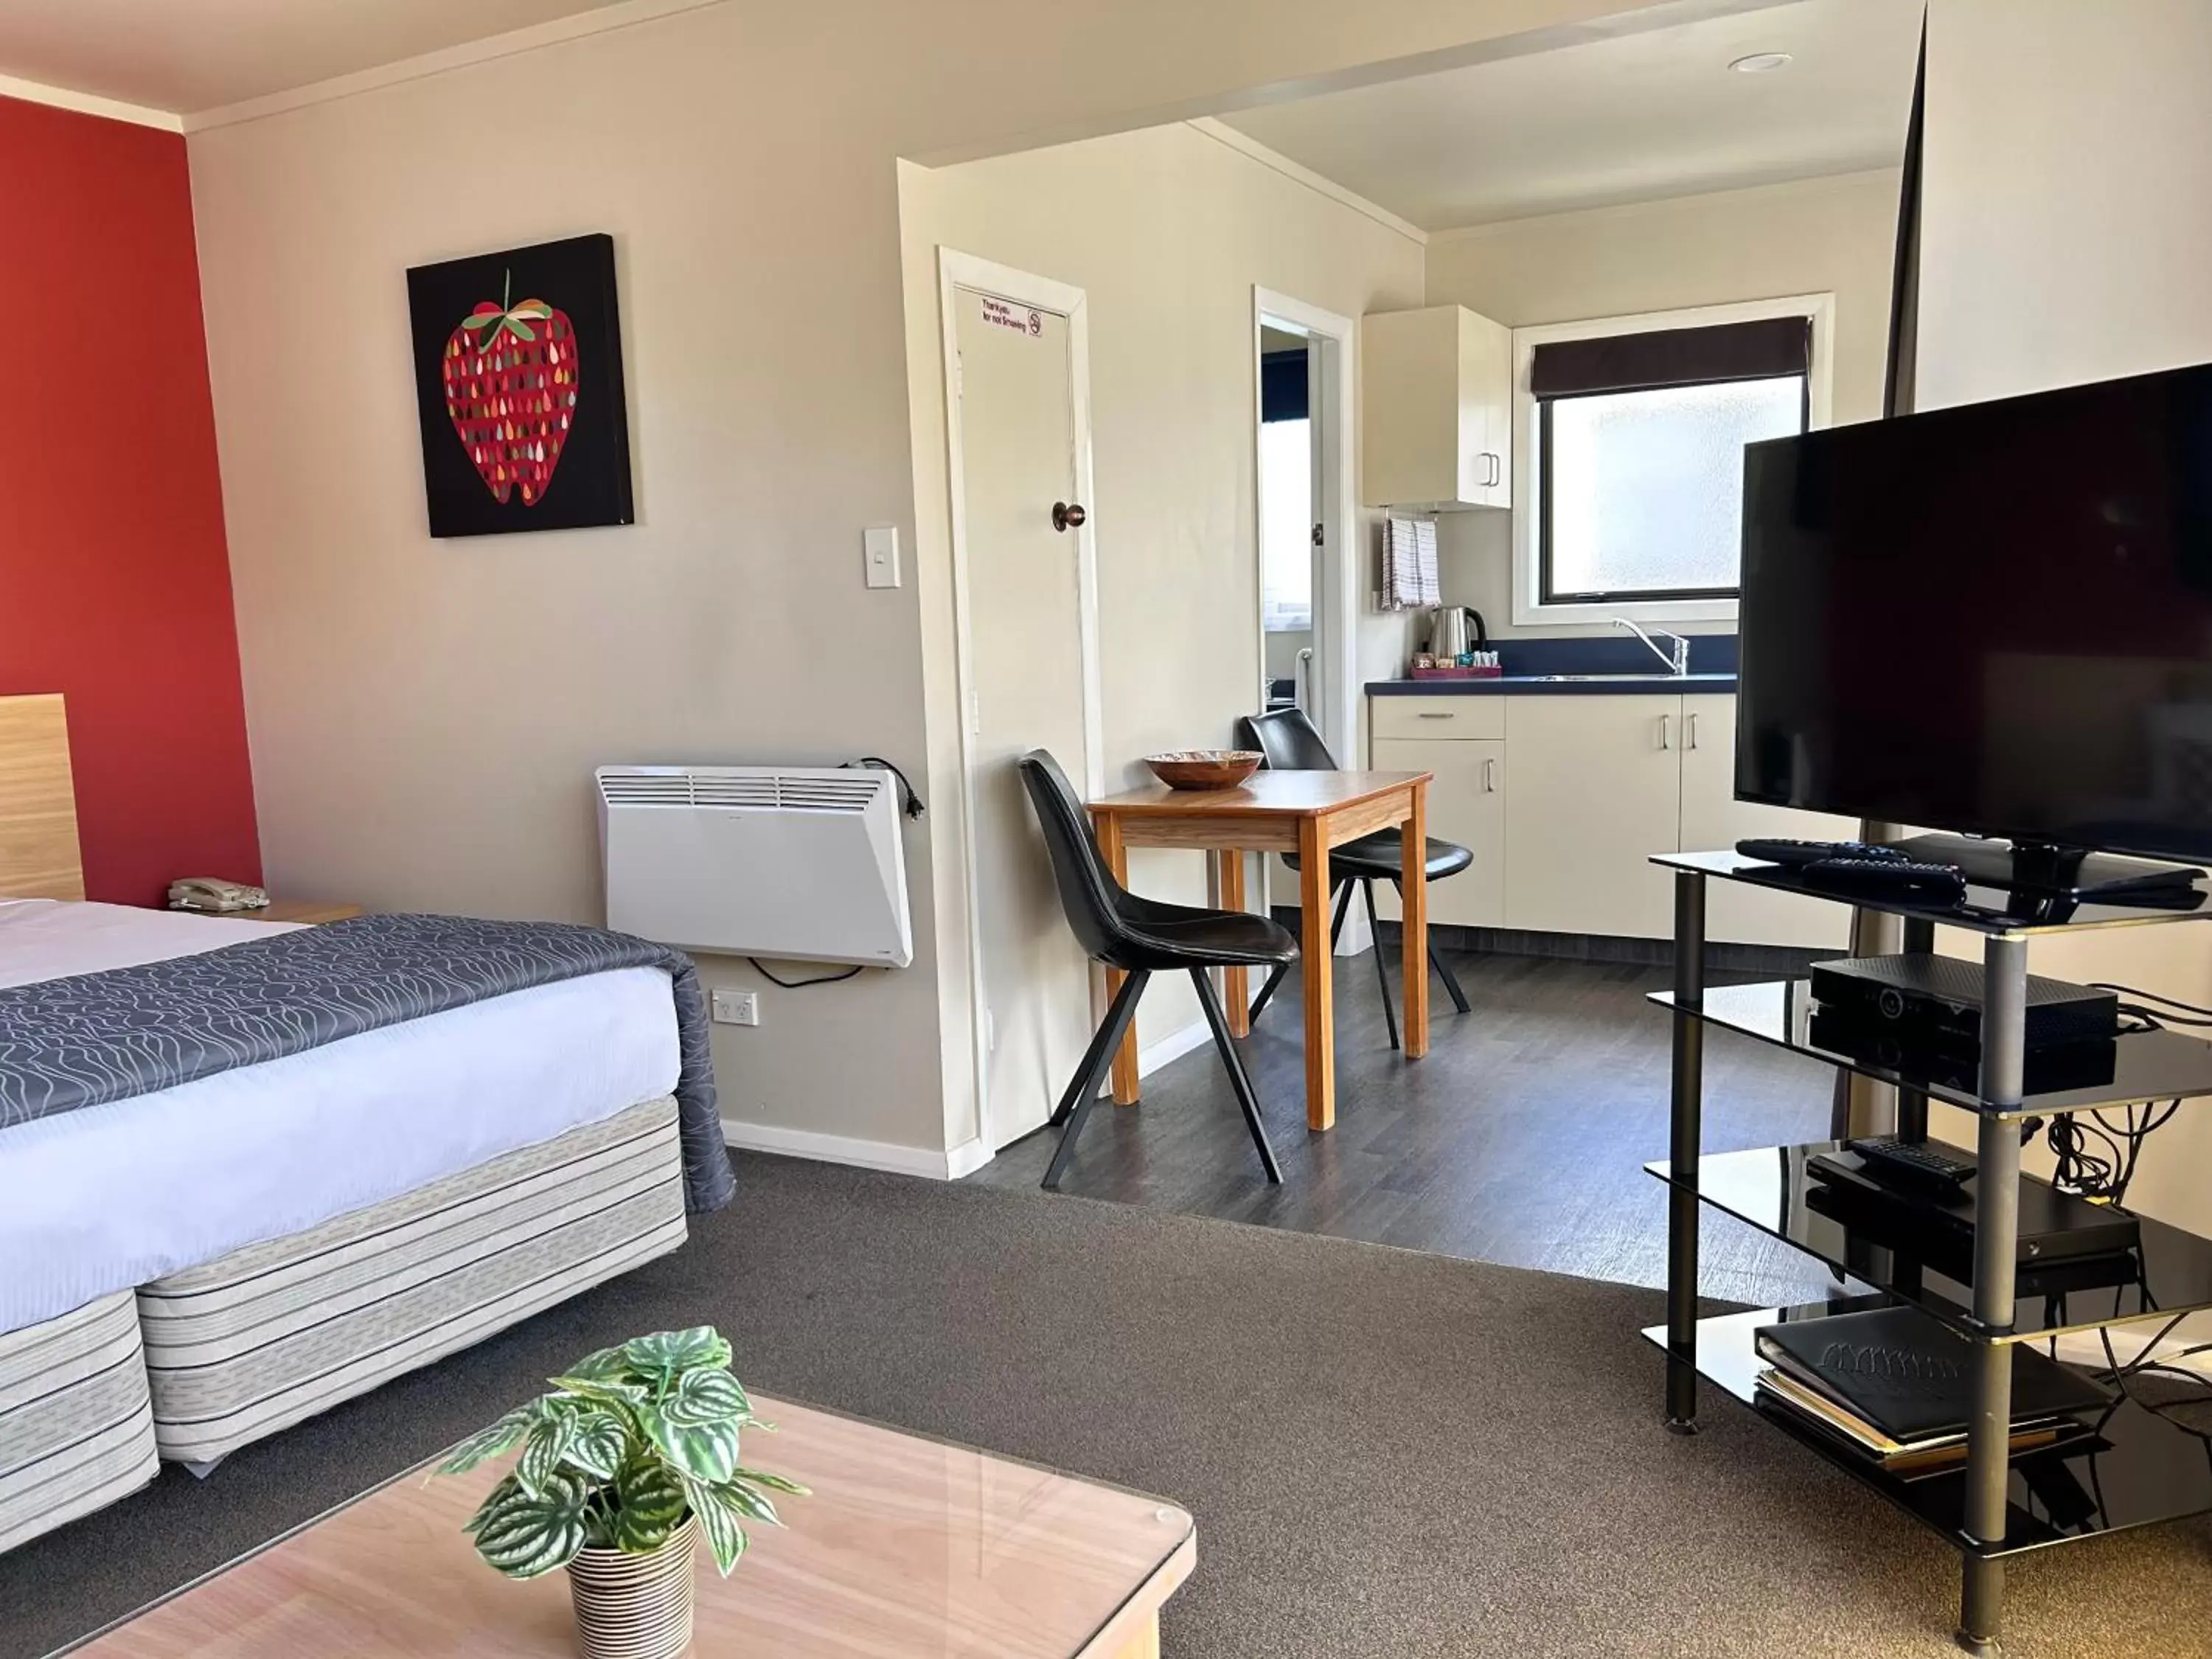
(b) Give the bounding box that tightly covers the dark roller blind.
[1530,316,1811,400]
[1261,349,1310,422]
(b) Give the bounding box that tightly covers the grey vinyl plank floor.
[969,944,1851,1308]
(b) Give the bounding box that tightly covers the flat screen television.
[1737,360,2212,878]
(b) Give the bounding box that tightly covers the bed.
[0,694,720,1542]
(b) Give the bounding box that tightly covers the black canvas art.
[406,233,633,538]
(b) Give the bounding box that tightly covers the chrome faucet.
[1610,616,1691,676]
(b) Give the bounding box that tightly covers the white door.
[1677,694,1860,948]
[950,273,1096,1152]
[1503,694,1683,939]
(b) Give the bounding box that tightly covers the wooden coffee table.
[59,1397,1194,1658]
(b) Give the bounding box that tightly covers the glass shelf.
[1641,1300,2212,1559]
[1649,979,2212,1119]
[1646,1142,2212,1344]
[1654,849,2212,938]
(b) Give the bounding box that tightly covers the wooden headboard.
[0,695,86,900]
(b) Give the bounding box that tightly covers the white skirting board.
[720,1119,992,1180]
[726,1015,1210,1181]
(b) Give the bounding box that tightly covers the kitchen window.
[1513,298,1830,625]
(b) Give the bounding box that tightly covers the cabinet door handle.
[1658,714,1672,751]
[1417,712,1454,720]
[1478,451,1502,488]
[1686,712,1700,751]
[1483,757,1498,793]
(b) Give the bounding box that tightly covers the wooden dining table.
[1085,768,1433,1132]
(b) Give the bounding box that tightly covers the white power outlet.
[712,988,760,1027]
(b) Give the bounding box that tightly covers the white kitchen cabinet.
[1372,737,1505,928]
[1677,694,1861,949]
[1360,306,1512,509]
[1503,695,1682,939]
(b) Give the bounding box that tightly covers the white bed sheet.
[0,901,681,1334]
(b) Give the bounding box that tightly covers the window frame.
[1509,293,1834,627]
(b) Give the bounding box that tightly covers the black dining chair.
[1234,707,1474,1049]
[1017,751,1298,1191]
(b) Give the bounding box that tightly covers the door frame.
[938,247,1103,1152]
[1251,286,1363,944]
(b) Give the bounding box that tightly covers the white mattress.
[0,900,681,1335]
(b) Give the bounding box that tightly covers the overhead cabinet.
[1360,305,1512,510]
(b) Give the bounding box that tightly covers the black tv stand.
[1892,833,2203,898]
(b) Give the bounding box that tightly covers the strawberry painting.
[442,271,577,507]
[407,234,633,538]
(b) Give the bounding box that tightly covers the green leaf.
[467,1472,591,1579]
[436,1406,532,1477]
[637,1400,740,1484]
[502,318,536,342]
[516,1408,578,1498]
[509,302,553,320]
[609,1459,688,1553]
[561,1345,636,1385]
[717,1478,783,1527]
[550,1371,648,1409]
[662,1366,750,1427]
[732,1467,810,1498]
[560,1405,632,1482]
[461,313,500,330]
[679,1475,751,1578]
[623,1327,731,1380]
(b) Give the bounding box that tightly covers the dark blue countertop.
[1368,672,1736,695]
[1369,630,1738,695]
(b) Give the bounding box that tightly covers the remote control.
[1798,857,1969,905]
[1736,838,1911,867]
[1846,1135,1978,1189]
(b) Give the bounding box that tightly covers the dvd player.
[1810,954,2119,1050]
[1805,1147,2141,1279]
[1806,1006,2118,1096]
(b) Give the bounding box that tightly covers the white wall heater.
[596,765,913,967]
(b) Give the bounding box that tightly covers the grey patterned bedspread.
[0,914,733,1212]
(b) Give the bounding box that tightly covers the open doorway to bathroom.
[1251,288,1360,939]
[1256,321,1317,723]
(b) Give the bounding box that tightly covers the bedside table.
[218,900,365,925]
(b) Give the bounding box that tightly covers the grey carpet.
[7,1156,2209,1658]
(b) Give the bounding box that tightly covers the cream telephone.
[168,877,269,914]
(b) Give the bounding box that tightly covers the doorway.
[1251,288,1360,938]
[938,250,1102,1153]
[1257,322,1318,723]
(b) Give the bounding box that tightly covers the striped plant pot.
[565,1517,698,1659]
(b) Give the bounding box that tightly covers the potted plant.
[438,1326,804,1659]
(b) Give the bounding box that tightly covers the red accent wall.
[0,95,258,905]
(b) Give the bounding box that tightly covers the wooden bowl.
[1144,750,1263,790]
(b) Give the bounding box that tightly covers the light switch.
[863,525,900,589]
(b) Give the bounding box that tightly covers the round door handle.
[1052,501,1087,533]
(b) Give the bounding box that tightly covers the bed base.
[138,1096,687,1466]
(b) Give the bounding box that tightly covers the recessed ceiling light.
[1729,52,1793,73]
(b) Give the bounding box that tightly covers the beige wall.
[1419,169,1902,637]
[900,122,1425,1127]
[189,0,1638,1166]
[1916,0,2212,1235]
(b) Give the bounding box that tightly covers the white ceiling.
[1222,0,1925,231]
[0,0,644,116]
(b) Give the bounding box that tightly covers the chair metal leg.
[1042,969,1149,1191]
[1385,876,1470,1016]
[1362,879,1400,1051]
[1190,967,1283,1183]
[1248,880,1350,1029]
[1430,943,1472,1014]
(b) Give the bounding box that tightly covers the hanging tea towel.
[1380,515,1439,610]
